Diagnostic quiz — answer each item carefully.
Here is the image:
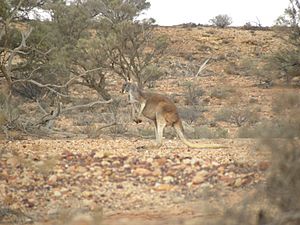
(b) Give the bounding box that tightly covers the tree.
[92,0,168,87]
[209,14,232,28]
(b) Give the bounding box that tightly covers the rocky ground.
[0,138,270,225]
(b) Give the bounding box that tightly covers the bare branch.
[11,67,104,98]
[36,99,48,115]
[13,79,70,97]
[7,27,33,71]
[195,58,211,77]
[35,102,61,127]
[61,99,113,113]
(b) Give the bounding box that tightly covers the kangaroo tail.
[173,120,227,149]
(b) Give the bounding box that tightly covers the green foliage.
[141,64,164,88]
[93,2,168,86]
[276,0,300,45]
[263,48,300,84]
[262,0,300,85]
[209,14,232,28]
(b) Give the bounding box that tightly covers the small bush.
[209,14,232,28]
[262,48,300,85]
[141,65,164,88]
[178,106,204,124]
[182,82,205,105]
[272,92,300,114]
[186,125,228,139]
[238,118,300,139]
[12,82,44,100]
[215,107,260,127]
[210,86,235,99]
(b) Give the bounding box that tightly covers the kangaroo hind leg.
[154,113,167,148]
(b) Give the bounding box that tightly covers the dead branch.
[36,98,48,115]
[12,79,70,97]
[32,99,112,131]
[195,58,210,76]
[12,67,104,98]
[7,28,33,72]
[61,99,113,113]
[35,102,61,128]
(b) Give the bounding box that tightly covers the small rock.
[101,161,111,167]
[152,169,162,177]
[93,170,102,178]
[53,191,62,197]
[258,161,270,171]
[212,161,220,167]
[163,176,175,184]
[94,152,107,158]
[146,158,154,163]
[217,166,225,174]
[182,158,191,164]
[82,191,93,198]
[82,199,97,209]
[48,175,58,185]
[134,168,152,176]
[153,183,174,191]
[234,178,243,187]
[112,160,121,167]
[123,164,131,169]
[219,175,234,186]
[192,170,209,184]
[155,157,167,166]
[77,166,87,173]
[190,159,198,166]
[200,182,212,188]
[7,157,20,167]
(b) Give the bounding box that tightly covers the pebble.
[192,170,209,184]
[53,191,62,197]
[134,168,152,176]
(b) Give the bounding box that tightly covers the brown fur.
[123,83,226,149]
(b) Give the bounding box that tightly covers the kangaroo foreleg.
[133,102,145,124]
